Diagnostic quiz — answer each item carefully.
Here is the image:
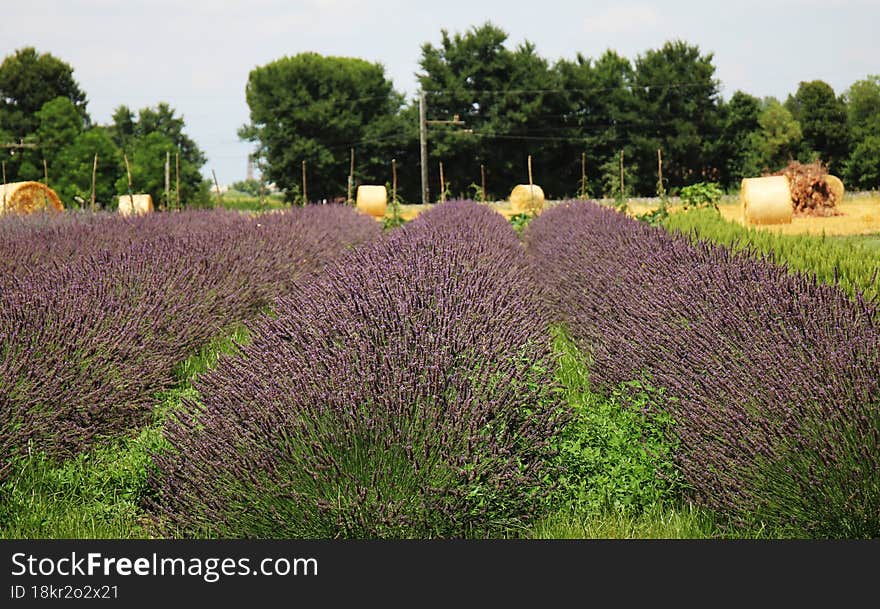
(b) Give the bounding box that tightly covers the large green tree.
[744,98,803,175]
[0,48,89,183]
[54,128,122,208]
[843,76,880,189]
[418,23,564,199]
[111,103,207,207]
[240,53,405,202]
[716,91,762,187]
[0,47,88,139]
[628,40,722,194]
[552,50,636,197]
[785,80,849,172]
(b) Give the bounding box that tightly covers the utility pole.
[439,161,445,203]
[480,163,486,203]
[419,91,466,205]
[419,91,429,204]
[301,160,307,205]
[90,153,98,212]
[175,152,181,209]
[212,169,222,208]
[657,148,665,198]
[348,147,355,204]
[0,139,38,151]
[164,151,170,212]
[619,150,625,197]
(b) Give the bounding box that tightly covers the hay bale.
[741,176,793,225]
[117,194,154,216]
[356,185,387,218]
[509,184,545,213]
[0,181,64,215]
[825,174,845,205]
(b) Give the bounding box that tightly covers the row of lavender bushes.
[150,201,567,538]
[0,207,381,481]
[524,201,879,537]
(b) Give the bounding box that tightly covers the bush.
[0,207,381,479]
[679,182,723,210]
[525,201,879,536]
[150,201,567,538]
[549,329,683,516]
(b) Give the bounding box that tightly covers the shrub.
[679,182,723,210]
[151,201,567,538]
[525,201,879,536]
[0,207,381,479]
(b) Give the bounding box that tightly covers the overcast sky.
[2,0,878,184]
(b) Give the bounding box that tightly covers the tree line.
[0,48,210,208]
[241,22,880,202]
[3,24,879,208]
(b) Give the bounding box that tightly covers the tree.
[845,75,880,142]
[0,48,89,183]
[785,80,849,173]
[716,91,762,186]
[553,50,636,197]
[54,128,122,208]
[845,135,880,190]
[744,98,803,175]
[629,41,722,194]
[417,23,565,199]
[240,53,405,202]
[36,97,87,161]
[111,103,207,206]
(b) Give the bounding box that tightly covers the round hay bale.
[0,181,64,215]
[356,185,387,218]
[825,174,845,205]
[509,184,545,213]
[117,194,154,216]
[741,176,792,225]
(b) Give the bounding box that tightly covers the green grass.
[662,208,880,304]
[529,504,718,539]
[219,191,288,212]
[526,327,725,539]
[0,326,250,540]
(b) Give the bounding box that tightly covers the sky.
[2,0,878,184]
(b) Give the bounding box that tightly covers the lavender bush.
[525,201,879,536]
[151,201,566,538]
[0,207,380,480]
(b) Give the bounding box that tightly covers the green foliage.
[744,98,803,175]
[529,503,717,539]
[680,181,723,210]
[35,97,86,161]
[845,135,880,190]
[0,47,88,140]
[0,326,250,539]
[546,329,684,517]
[628,41,722,194]
[786,80,850,174]
[508,212,533,234]
[240,53,406,202]
[111,103,207,207]
[229,178,261,197]
[748,405,880,538]
[53,128,122,208]
[846,75,880,142]
[716,91,762,188]
[662,207,880,303]
[419,22,562,200]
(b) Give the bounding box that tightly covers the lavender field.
[1,201,877,539]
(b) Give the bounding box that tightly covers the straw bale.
[117,194,154,216]
[0,181,64,215]
[509,184,545,213]
[741,176,793,225]
[356,185,387,218]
